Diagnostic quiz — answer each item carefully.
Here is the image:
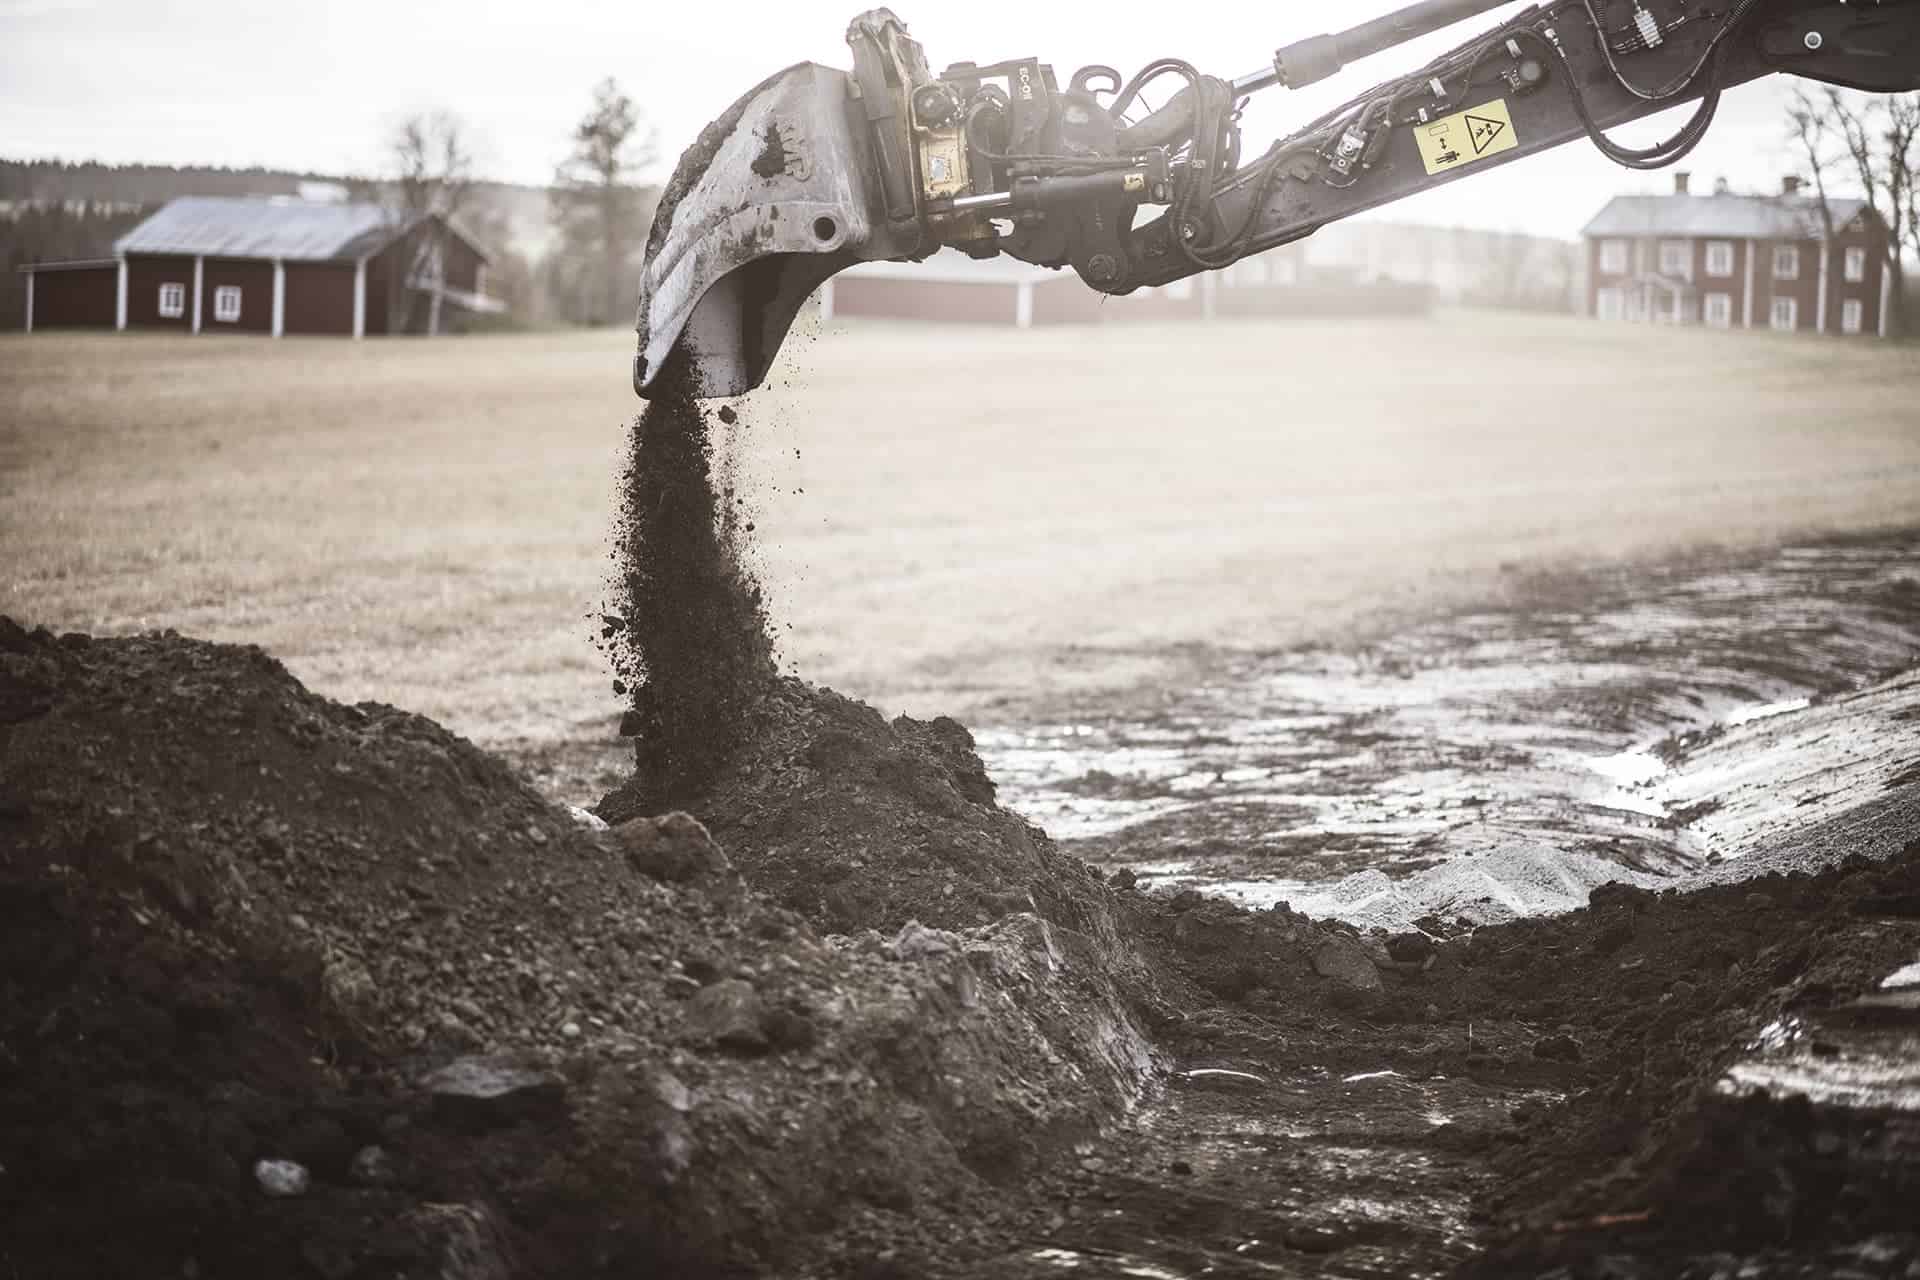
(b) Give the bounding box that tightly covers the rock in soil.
[424,1058,568,1132]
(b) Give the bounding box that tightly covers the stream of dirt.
[607,352,776,809]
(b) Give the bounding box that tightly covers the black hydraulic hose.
[1516,26,1727,169]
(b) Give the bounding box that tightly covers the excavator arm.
[636,0,1920,397]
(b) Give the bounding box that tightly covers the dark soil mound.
[1459,841,1920,1277]
[608,352,776,811]
[603,677,1132,943]
[0,619,1154,1279]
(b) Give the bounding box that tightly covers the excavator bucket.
[635,13,935,398]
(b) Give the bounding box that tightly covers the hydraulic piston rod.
[1233,0,1517,94]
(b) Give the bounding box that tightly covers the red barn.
[1583,174,1894,337]
[18,196,501,337]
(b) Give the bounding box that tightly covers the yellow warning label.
[1414,99,1518,176]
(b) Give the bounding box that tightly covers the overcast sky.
[2,0,1812,239]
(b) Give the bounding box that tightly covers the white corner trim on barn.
[1816,240,1829,334]
[1743,238,1757,329]
[191,256,204,334]
[1015,281,1033,329]
[352,259,367,340]
[272,260,286,338]
[116,260,128,330]
[22,271,31,334]
[1880,256,1894,340]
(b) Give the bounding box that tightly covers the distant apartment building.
[1582,173,1894,336]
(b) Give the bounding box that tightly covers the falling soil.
[609,352,776,810]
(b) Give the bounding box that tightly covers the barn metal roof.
[1583,193,1872,240]
[115,197,487,263]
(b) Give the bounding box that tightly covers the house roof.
[115,196,489,263]
[1583,193,1873,240]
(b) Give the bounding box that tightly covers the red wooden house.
[1583,174,1894,337]
[18,196,501,337]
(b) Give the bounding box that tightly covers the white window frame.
[1705,241,1735,278]
[1770,296,1799,332]
[1658,239,1691,279]
[157,282,185,319]
[1844,246,1867,283]
[1595,287,1624,321]
[1704,292,1732,329]
[1598,239,1629,275]
[1773,245,1800,280]
[212,285,242,324]
[1841,298,1864,335]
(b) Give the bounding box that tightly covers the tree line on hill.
[1,78,661,331]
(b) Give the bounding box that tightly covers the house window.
[1595,287,1624,321]
[213,286,242,323]
[157,282,185,318]
[1770,296,1798,331]
[1599,239,1629,274]
[1773,245,1800,280]
[1844,247,1867,283]
[1659,240,1691,278]
[1842,298,1865,335]
[1705,241,1735,277]
[1704,293,1732,329]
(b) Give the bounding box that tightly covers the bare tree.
[550,78,659,326]
[382,110,478,334]
[390,109,476,223]
[1787,87,1920,335]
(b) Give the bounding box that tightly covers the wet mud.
[982,537,1920,928]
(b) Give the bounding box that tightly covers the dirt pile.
[1461,840,1920,1277]
[0,619,1155,1278]
[608,352,776,810]
[601,677,1144,952]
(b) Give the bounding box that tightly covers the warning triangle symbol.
[1466,114,1506,155]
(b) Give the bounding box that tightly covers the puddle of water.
[1028,1249,1186,1279]
[1182,1068,1269,1087]
[1585,748,1668,786]
[1880,962,1920,991]
[1747,1016,1806,1053]
[1725,697,1812,728]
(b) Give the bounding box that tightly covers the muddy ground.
[3,530,1918,1277]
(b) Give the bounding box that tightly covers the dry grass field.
[4,312,1918,744]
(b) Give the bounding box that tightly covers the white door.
[1770,296,1798,332]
